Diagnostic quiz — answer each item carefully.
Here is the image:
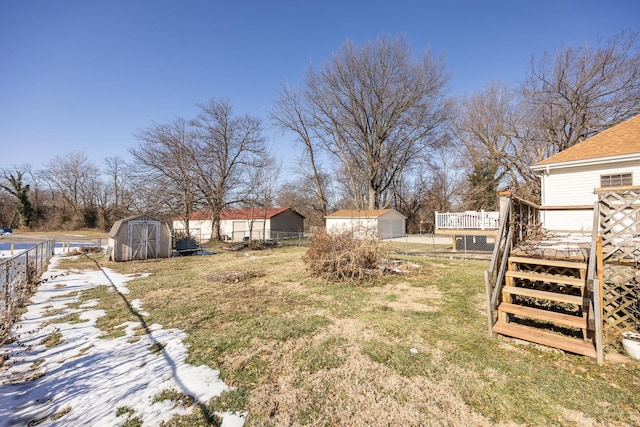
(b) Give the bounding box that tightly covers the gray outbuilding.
[107,214,172,262]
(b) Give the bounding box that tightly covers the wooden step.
[502,286,586,305]
[493,320,596,358]
[497,302,587,329]
[508,256,587,270]
[505,270,585,288]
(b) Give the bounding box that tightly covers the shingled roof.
[178,207,299,221]
[533,114,640,169]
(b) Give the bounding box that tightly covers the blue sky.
[1,0,639,171]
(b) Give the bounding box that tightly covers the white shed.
[531,114,640,233]
[325,209,406,238]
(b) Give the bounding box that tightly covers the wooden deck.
[510,234,592,262]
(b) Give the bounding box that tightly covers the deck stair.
[493,255,596,358]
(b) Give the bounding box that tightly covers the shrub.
[303,229,386,283]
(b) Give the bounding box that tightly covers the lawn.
[62,243,640,426]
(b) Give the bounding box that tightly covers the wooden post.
[595,236,604,364]
[485,270,496,337]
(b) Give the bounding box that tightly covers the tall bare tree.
[272,85,330,216]
[131,118,201,233]
[273,35,450,210]
[453,81,523,206]
[522,30,640,157]
[189,98,268,240]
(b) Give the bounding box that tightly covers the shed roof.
[533,114,640,169]
[325,209,405,219]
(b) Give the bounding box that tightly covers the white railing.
[435,210,500,230]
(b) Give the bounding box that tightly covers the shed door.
[128,220,160,260]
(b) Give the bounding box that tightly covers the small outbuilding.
[325,209,406,238]
[174,207,305,242]
[107,214,172,262]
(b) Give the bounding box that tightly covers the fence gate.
[128,220,160,260]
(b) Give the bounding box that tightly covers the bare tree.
[236,153,282,240]
[131,118,201,234]
[104,156,133,221]
[273,35,450,210]
[272,85,330,216]
[276,172,334,230]
[419,145,464,231]
[522,30,640,157]
[44,152,100,228]
[452,81,523,206]
[390,173,427,233]
[190,98,268,240]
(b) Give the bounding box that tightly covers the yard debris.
[378,259,420,274]
[303,230,388,283]
[202,270,264,283]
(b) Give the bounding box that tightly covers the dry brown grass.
[50,246,640,426]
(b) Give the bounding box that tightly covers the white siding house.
[173,207,304,242]
[325,209,406,238]
[531,114,640,233]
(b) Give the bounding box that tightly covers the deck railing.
[485,193,541,333]
[435,210,500,230]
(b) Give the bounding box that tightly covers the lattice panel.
[598,188,640,263]
[598,188,640,337]
[516,263,582,279]
[602,264,640,335]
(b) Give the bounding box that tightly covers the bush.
[303,229,387,283]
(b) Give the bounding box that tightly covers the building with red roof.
[173,207,304,242]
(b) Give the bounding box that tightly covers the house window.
[600,173,632,188]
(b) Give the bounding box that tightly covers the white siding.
[229,219,270,242]
[540,159,640,232]
[326,217,378,235]
[219,220,233,240]
[172,219,213,241]
[539,210,595,233]
[326,211,405,238]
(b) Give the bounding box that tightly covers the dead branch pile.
[303,230,387,283]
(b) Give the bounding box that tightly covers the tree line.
[2,31,639,236]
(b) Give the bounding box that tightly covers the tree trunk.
[368,187,376,210]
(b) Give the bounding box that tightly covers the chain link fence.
[1,240,56,342]
[381,233,495,260]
